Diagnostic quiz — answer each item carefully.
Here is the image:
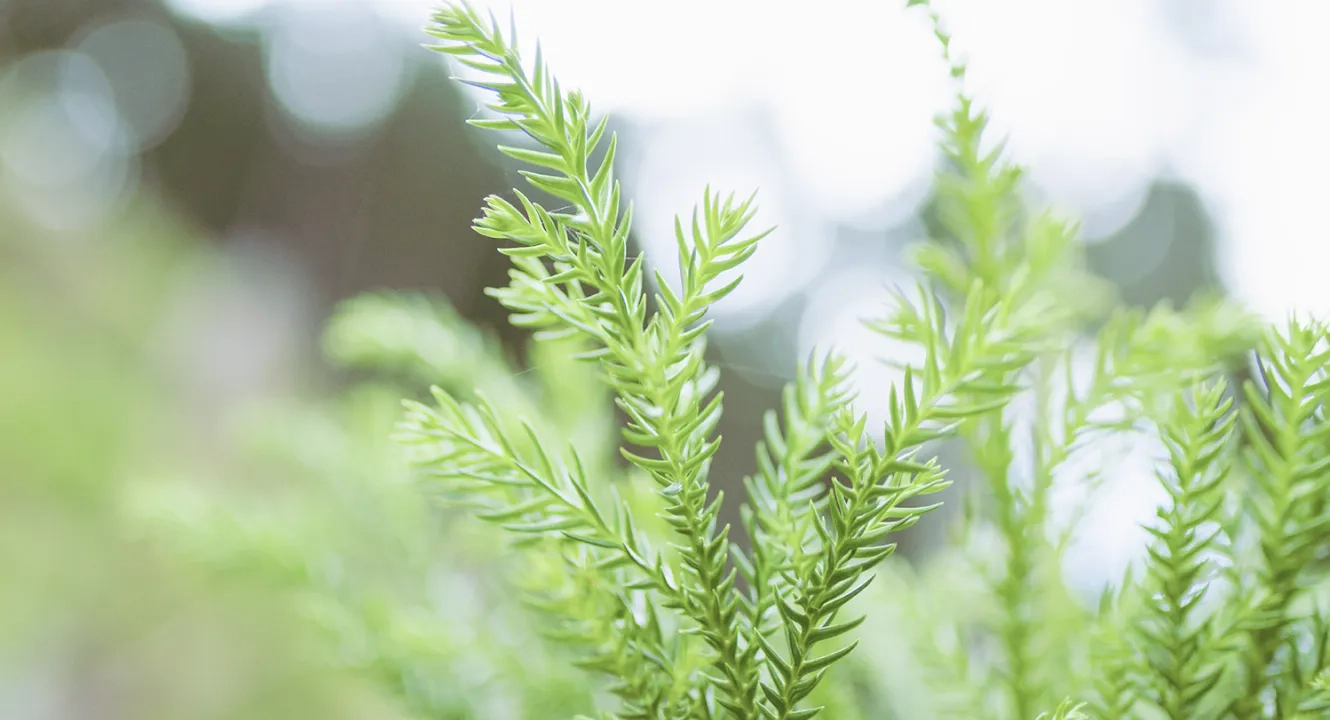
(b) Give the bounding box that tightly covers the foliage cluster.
[139,2,1330,719]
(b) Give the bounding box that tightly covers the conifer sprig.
[1133,381,1237,717]
[756,406,950,720]
[1232,319,1330,718]
[425,4,767,713]
[399,387,703,713]
[734,354,853,679]
[520,546,705,718]
[900,4,1085,715]
[756,279,1050,719]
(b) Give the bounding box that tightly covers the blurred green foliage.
[0,194,402,718]
[3,2,1330,720]
[0,189,601,717]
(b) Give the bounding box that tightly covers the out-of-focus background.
[1,0,1327,717]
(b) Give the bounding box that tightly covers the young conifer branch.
[903,3,1086,715]
[399,387,702,713]
[520,546,707,718]
[733,354,854,693]
[1129,381,1237,717]
[425,5,767,714]
[755,275,1052,719]
[1231,319,1330,719]
[334,291,704,716]
[756,405,950,720]
[913,18,1257,704]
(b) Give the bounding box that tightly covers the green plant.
[134,2,1330,719]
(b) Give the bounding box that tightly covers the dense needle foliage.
[142,2,1330,719]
